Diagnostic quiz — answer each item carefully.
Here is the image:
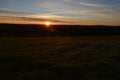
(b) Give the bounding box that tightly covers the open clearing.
[0,36,120,80]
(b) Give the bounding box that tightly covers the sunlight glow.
[45,21,51,27]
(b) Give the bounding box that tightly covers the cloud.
[64,0,109,7]
[64,0,72,2]
[79,2,108,7]
[0,8,71,24]
[27,14,65,20]
[0,8,60,19]
[0,8,34,18]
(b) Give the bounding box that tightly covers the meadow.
[0,36,120,80]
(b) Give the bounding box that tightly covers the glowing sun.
[44,21,51,27]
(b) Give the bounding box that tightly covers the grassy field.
[0,36,120,80]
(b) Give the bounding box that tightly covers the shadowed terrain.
[0,36,120,80]
[0,24,120,36]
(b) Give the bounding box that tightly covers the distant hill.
[0,24,120,36]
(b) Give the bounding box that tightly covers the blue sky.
[0,0,120,25]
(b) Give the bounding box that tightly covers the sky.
[0,0,120,25]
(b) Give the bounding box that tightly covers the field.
[0,36,120,80]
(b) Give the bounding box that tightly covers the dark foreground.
[0,36,120,80]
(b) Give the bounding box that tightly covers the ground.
[0,36,120,80]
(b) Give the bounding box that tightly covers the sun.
[44,21,51,27]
